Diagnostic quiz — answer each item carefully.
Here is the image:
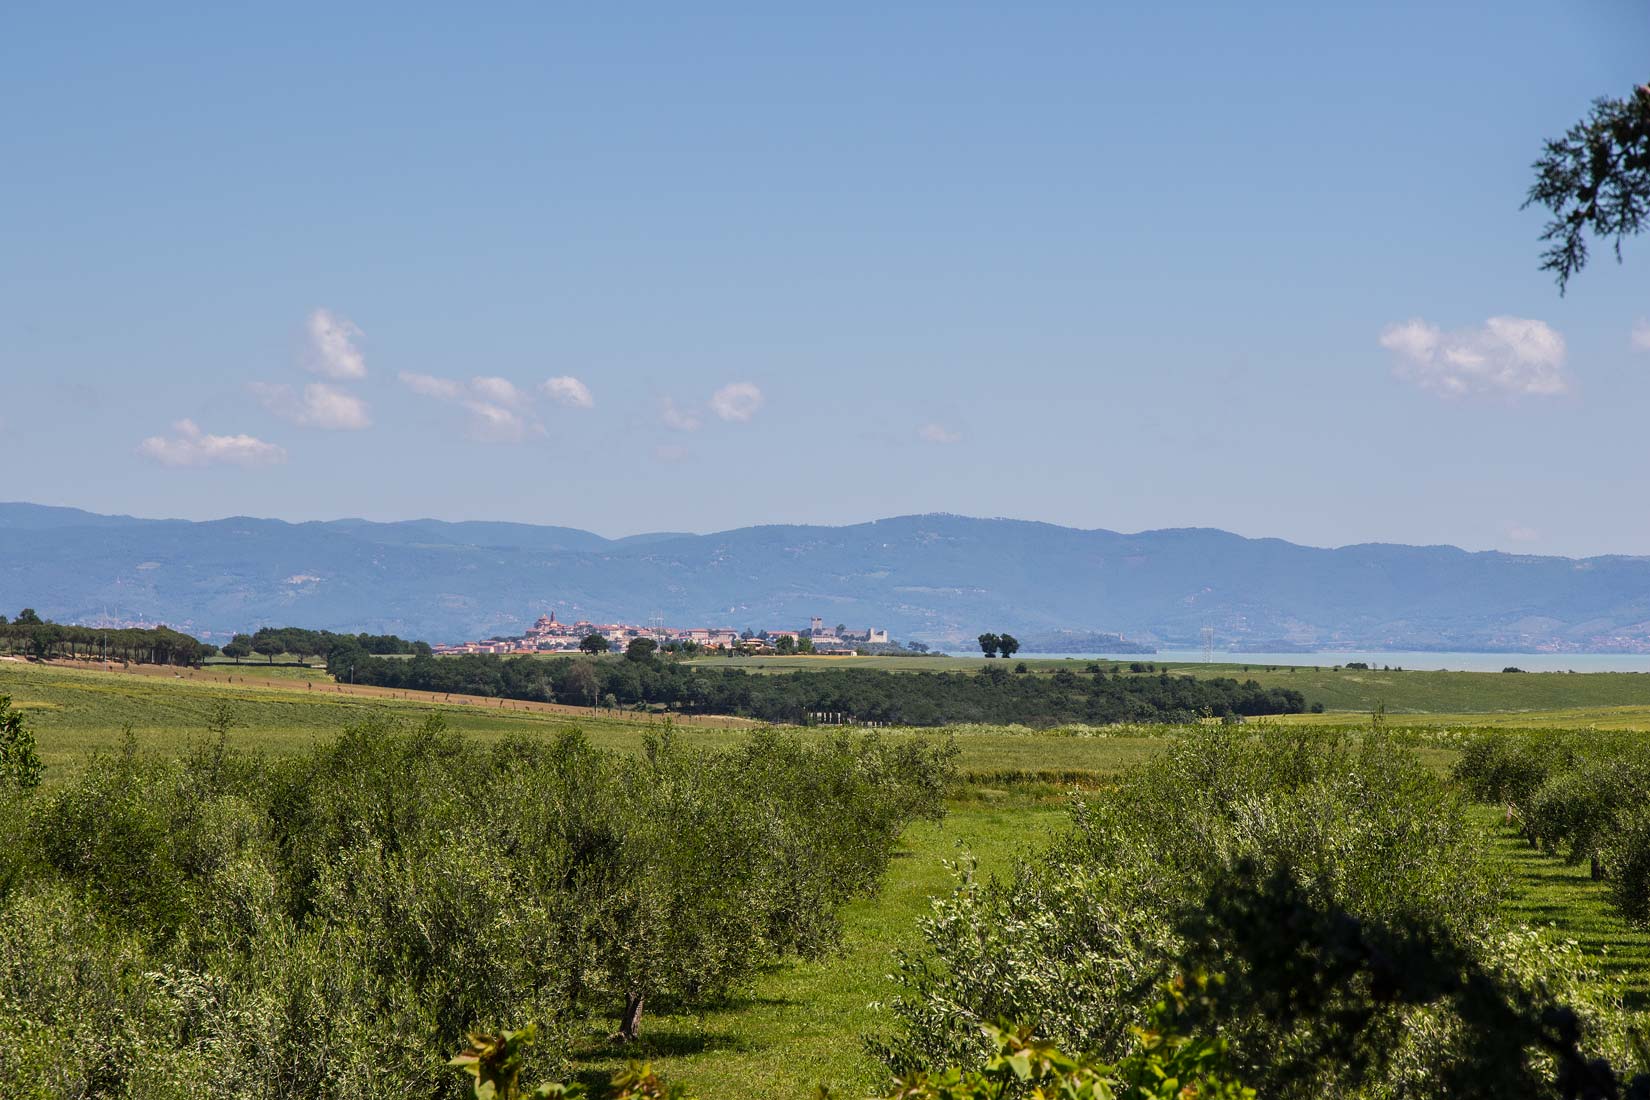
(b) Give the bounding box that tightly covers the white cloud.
[661,397,702,431]
[470,376,527,406]
[1380,316,1570,398]
[461,400,532,443]
[398,371,463,400]
[1504,523,1542,544]
[400,372,543,441]
[250,381,371,430]
[918,422,961,445]
[1633,319,1650,352]
[138,419,286,468]
[302,308,367,379]
[542,375,594,408]
[710,382,764,422]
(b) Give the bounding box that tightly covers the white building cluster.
[431,610,888,657]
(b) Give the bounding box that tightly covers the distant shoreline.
[1013,649,1650,674]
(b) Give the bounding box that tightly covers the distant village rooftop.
[431,611,889,656]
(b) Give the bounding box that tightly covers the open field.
[1274,705,1650,730]
[6,657,1650,1096]
[686,653,1650,720]
[0,661,1163,781]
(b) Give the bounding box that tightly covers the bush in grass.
[1524,755,1650,871]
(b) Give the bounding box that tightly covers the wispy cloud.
[461,400,533,442]
[398,371,463,400]
[302,308,367,379]
[918,422,961,445]
[710,382,764,422]
[1380,316,1569,398]
[661,397,702,431]
[1504,523,1542,544]
[470,376,527,406]
[139,419,286,467]
[250,382,371,430]
[542,375,594,408]
[1633,319,1650,352]
[652,443,691,463]
[400,372,543,441]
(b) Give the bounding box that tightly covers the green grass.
[200,657,329,679]
[685,654,1650,722]
[0,661,1168,782]
[1481,809,1650,1013]
[566,799,1067,1096]
[1277,705,1650,730]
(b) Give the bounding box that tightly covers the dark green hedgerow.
[337,652,1306,727]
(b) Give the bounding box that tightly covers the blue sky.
[2,2,1647,555]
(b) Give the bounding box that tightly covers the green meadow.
[688,652,1650,719]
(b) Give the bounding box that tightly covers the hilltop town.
[432,611,897,657]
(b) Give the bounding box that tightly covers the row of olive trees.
[1453,730,1650,926]
[870,727,1647,1098]
[0,711,956,1099]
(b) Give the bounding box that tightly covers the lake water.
[1024,650,1650,673]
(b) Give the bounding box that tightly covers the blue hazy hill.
[3,503,1649,651]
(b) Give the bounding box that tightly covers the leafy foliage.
[1527,82,1650,291]
[0,618,213,665]
[876,728,1645,1097]
[0,693,44,792]
[879,974,1252,1100]
[1454,730,1650,926]
[0,715,953,1098]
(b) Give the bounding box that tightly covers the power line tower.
[1201,625,1215,664]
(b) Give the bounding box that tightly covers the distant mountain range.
[4,502,1650,652]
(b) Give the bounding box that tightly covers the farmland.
[3,658,1650,1096]
[690,653,1650,718]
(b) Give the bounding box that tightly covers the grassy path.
[1485,814,1650,1014]
[565,801,1067,1098]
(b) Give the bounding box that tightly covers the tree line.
[335,650,1308,725]
[0,608,212,666]
[220,625,429,664]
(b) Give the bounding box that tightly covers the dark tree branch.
[1526,83,1650,293]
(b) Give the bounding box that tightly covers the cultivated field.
[4,657,1649,1096]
